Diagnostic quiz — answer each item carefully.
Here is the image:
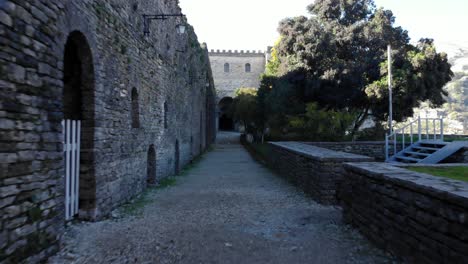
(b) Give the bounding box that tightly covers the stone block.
[0,185,19,198]
[7,64,26,82]
[0,196,15,209]
[0,10,12,27]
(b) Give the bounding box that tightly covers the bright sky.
[179,0,468,56]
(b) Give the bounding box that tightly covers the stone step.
[419,140,448,146]
[404,151,431,157]
[395,156,422,163]
[412,146,441,151]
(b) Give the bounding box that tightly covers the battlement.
[209,49,266,56]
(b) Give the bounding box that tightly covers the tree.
[229,88,258,133]
[265,38,282,76]
[288,103,357,141]
[412,71,468,134]
[265,0,453,136]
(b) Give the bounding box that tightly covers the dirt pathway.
[49,134,392,264]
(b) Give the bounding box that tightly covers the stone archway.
[147,145,157,185]
[63,31,96,219]
[218,97,234,131]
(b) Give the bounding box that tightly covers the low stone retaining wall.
[267,142,373,204]
[304,141,407,161]
[305,142,467,163]
[340,162,468,263]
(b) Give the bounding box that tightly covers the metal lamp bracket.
[143,14,186,36]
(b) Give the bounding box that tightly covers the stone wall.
[442,146,468,163]
[304,141,407,161]
[267,142,373,204]
[209,50,266,101]
[304,141,468,163]
[340,162,468,263]
[0,0,216,262]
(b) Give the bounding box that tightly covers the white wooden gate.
[62,120,81,220]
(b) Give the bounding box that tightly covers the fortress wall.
[0,1,216,262]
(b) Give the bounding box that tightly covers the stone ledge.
[341,162,468,262]
[266,142,373,205]
[344,162,468,208]
[304,141,387,145]
[270,142,374,162]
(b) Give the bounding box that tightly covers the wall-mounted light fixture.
[143,14,186,37]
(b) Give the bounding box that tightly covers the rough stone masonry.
[209,49,267,102]
[0,0,216,262]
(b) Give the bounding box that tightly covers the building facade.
[0,0,216,262]
[209,49,268,130]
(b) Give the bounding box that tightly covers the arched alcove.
[147,145,156,185]
[131,88,140,128]
[63,30,96,219]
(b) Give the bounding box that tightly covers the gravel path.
[49,134,393,264]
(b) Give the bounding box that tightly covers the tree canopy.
[260,0,453,137]
[229,88,258,133]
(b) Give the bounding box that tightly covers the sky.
[178,0,468,56]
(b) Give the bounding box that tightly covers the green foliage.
[120,148,210,217]
[412,71,468,134]
[444,72,468,130]
[234,87,257,97]
[287,103,357,141]
[271,0,453,134]
[265,38,282,76]
[354,122,387,141]
[229,88,259,133]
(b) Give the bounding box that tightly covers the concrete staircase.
[390,140,466,164]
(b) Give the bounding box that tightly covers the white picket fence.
[62,120,81,220]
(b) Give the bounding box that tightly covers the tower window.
[245,63,251,73]
[224,63,230,73]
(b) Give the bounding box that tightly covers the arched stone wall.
[63,30,97,218]
[0,0,217,261]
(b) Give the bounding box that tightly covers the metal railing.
[385,116,444,161]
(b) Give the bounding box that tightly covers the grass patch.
[407,166,468,182]
[157,177,177,188]
[119,148,211,216]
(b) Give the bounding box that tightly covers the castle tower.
[209,49,268,130]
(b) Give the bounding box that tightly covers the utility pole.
[388,45,393,134]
